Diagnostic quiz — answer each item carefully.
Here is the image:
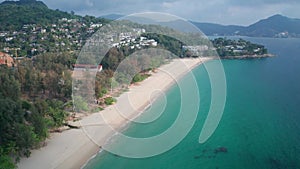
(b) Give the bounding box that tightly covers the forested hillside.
[0,0,75,31]
[0,53,73,168]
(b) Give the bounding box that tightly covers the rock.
[214,147,228,154]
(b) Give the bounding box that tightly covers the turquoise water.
[84,38,300,169]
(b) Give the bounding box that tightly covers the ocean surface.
[84,37,300,169]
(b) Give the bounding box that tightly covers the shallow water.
[84,37,300,169]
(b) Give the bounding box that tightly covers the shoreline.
[221,53,274,59]
[18,57,212,169]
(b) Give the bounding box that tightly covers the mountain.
[100,14,124,20]
[193,14,300,38]
[1,0,47,8]
[108,13,300,38]
[0,0,76,31]
[240,14,300,37]
[190,22,244,35]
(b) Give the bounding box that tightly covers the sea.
[84,37,300,169]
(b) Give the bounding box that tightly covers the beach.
[18,57,211,169]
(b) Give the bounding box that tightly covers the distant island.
[211,38,273,59]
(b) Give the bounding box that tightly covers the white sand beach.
[18,57,212,169]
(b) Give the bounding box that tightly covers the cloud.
[85,0,94,7]
[227,0,299,6]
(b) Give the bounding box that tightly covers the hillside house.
[0,52,14,67]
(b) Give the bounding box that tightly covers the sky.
[2,0,300,25]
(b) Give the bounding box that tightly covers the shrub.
[73,96,89,112]
[104,97,116,105]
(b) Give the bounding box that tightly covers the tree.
[45,100,69,128]
[0,147,16,169]
[14,123,38,157]
[27,111,48,141]
[0,66,21,101]
[0,98,37,158]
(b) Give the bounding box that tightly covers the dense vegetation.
[141,33,184,56]
[0,0,74,31]
[0,52,76,168]
[211,38,268,57]
[0,0,108,32]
